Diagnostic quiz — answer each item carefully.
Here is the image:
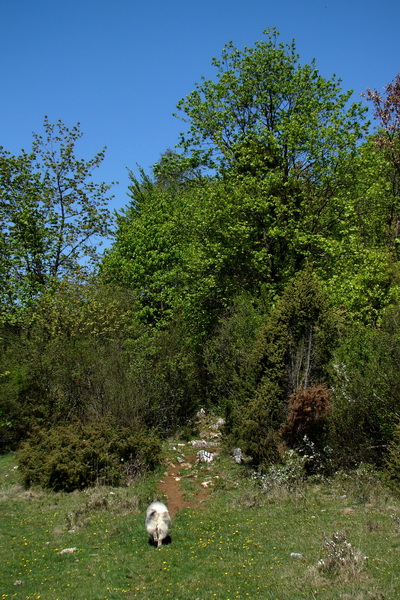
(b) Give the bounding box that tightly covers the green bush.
[386,422,400,484]
[329,307,400,468]
[17,419,162,492]
[203,292,263,408]
[229,378,283,466]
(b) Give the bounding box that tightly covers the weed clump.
[317,532,366,578]
[252,449,307,495]
[17,418,162,492]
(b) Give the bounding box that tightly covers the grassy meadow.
[1,448,400,600]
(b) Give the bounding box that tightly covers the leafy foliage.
[0,117,113,323]
[386,421,400,484]
[203,293,264,407]
[176,27,366,181]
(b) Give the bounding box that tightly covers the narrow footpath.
[156,412,225,516]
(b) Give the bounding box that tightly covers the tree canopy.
[175,28,367,181]
[0,117,114,322]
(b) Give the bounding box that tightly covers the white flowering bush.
[253,450,307,492]
[296,435,334,476]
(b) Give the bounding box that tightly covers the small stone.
[290,553,304,559]
[59,547,78,554]
[196,450,217,463]
[210,418,225,429]
[201,481,212,488]
[190,440,218,449]
[232,448,243,464]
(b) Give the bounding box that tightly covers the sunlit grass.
[1,452,399,600]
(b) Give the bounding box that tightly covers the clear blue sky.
[1,0,399,213]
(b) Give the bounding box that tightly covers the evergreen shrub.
[17,418,161,492]
[329,307,400,468]
[386,422,400,485]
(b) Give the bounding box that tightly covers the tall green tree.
[102,169,188,326]
[172,30,369,289]
[105,31,370,341]
[229,267,337,465]
[175,28,367,182]
[0,117,114,322]
[363,74,400,251]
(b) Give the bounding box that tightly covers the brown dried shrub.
[281,384,332,447]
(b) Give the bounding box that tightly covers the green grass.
[1,452,400,600]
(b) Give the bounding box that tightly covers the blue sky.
[1,0,399,213]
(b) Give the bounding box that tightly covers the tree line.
[1,29,400,489]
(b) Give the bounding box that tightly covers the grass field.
[1,447,400,600]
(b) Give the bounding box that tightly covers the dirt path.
[156,447,210,517]
[156,414,224,517]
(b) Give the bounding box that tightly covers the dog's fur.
[145,501,171,548]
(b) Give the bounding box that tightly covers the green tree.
[175,28,367,181]
[102,169,188,326]
[230,267,337,465]
[363,75,400,251]
[325,77,400,327]
[105,25,370,347]
[0,278,140,450]
[0,117,114,322]
[155,30,369,305]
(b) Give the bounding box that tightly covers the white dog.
[145,501,171,548]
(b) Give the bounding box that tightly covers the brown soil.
[156,453,210,517]
[156,414,223,517]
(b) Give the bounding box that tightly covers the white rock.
[196,450,217,463]
[190,440,218,449]
[201,480,212,488]
[232,448,243,464]
[210,418,225,429]
[59,547,78,554]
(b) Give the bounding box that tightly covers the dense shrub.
[386,422,400,484]
[230,379,283,466]
[329,306,400,468]
[17,419,162,492]
[0,282,142,451]
[125,318,201,435]
[0,279,202,451]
